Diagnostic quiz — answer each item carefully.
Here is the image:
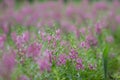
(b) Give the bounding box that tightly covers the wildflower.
[1,22,9,33]
[75,29,80,39]
[22,31,30,42]
[69,49,78,59]
[47,35,52,43]
[80,41,86,48]
[19,75,29,80]
[11,32,30,48]
[27,42,42,57]
[66,5,75,17]
[40,32,46,41]
[76,58,84,70]
[88,64,96,70]
[55,29,61,40]
[42,49,53,63]
[0,51,16,79]
[86,34,97,47]
[0,34,6,49]
[80,41,90,49]
[106,36,114,43]
[115,15,120,23]
[95,22,102,34]
[79,27,86,35]
[37,58,51,72]
[57,54,67,66]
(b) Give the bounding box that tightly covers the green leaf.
[102,45,109,80]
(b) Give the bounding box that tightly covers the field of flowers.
[0,0,120,80]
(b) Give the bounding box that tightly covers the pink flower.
[42,49,53,63]
[88,64,96,70]
[2,52,16,71]
[4,0,15,8]
[0,34,6,49]
[66,5,75,18]
[47,35,52,43]
[19,75,29,80]
[0,51,16,79]
[55,29,61,40]
[40,32,46,41]
[11,32,17,42]
[79,27,86,35]
[11,32,30,48]
[80,41,86,48]
[1,22,9,33]
[27,42,42,57]
[57,54,67,66]
[22,31,30,42]
[94,2,108,10]
[69,49,78,59]
[37,58,51,72]
[95,22,102,34]
[106,36,114,43]
[116,15,120,23]
[75,29,80,39]
[86,35,97,47]
[76,58,84,70]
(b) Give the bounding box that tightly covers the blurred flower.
[76,58,84,70]
[95,22,102,34]
[86,34,97,47]
[69,49,78,59]
[22,31,30,42]
[11,31,30,48]
[55,29,61,40]
[57,54,67,66]
[116,15,120,23]
[0,51,16,79]
[88,64,96,70]
[0,34,6,49]
[47,35,53,43]
[80,41,87,48]
[27,42,42,57]
[37,58,51,72]
[19,75,29,80]
[106,36,114,43]
[80,27,86,35]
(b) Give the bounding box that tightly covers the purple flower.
[69,49,78,59]
[2,51,16,70]
[0,51,16,79]
[42,49,53,63]
[0,34,6,49]
[79,27,86,35]
[57,54,67,66]
[80,41,86,48]
[47,35,53,43]
[1,22,9,33]
[66,5,75,17]
[37,58,51,72]
[86,34,98,47]
[19,75,29,80]
[94,2,108,10]
[76,58,84,70]
[4,0,15,8]
[75,29,80,39]
[22,31,30,42]
[88,64,96,70]
[11,32,30,48]
[27,42,42,57]
[106,36,114,43]
[95,22,102,34]
[55,29,61,40]
[115,15,120,23]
